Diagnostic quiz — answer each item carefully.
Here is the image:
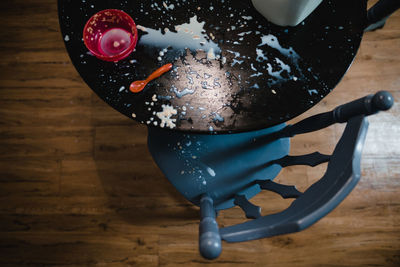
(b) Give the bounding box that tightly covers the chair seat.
[147,123,290,210]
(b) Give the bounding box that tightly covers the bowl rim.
[83,8,138,62]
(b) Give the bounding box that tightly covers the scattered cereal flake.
[156,104,178,129]
[221,56,227,65]
[207,48,216,60]
[136,25,147,32]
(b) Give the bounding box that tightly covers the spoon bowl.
[130,80,148,93]
[129,63,173,93]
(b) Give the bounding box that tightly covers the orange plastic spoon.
[130,63,173,93]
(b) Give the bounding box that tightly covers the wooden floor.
[0,1,399,266]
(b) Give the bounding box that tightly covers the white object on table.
[251,0,323,26]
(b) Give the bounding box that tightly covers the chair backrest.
[220,115,369,242]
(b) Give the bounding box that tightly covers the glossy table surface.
[59,0,367,133]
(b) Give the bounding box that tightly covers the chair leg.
[199,194,222,260]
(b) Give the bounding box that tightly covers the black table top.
[58,0,367,133]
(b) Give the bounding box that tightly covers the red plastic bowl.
[83,9,138,62]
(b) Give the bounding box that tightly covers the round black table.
[58,0,366,133]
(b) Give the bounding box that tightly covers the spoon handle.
[146,63,173,82]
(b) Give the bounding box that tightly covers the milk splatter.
[258,34,299,61]
[207,167,216,177]
[138,16,221,57]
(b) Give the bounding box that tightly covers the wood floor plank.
[0,87,92,127]
[0,232,159,266]
[60,158,172,197]
[0,159,60,197]
[0,126,93,160]
[94,125,149,160]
